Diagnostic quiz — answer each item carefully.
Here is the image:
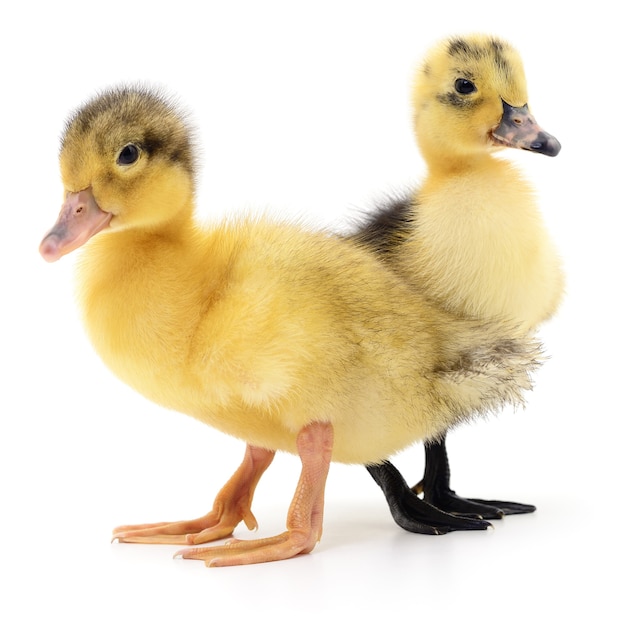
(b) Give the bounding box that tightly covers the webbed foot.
[415,437,536,520]
[413,480,536,519]
[113,444,275,545]
[366,461,491,534]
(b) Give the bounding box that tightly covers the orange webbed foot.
[176,421,334,567]
[112,445,275,546]
[112,511,248,545]
[175,530,315,566]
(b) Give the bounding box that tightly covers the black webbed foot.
[366,461,491,534]
[415,437,536,520]
[413,480,536,519]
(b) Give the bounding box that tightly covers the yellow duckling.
[40,86,542,565]
[356,34,563,529]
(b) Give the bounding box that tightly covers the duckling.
[40,86,543,566]
[354,34,563,530]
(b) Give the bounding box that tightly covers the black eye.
[117,144,140,165]
[454,78,476,95]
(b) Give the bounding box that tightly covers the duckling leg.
[176,421,333,567]
[366,461,491,533]
[113,444,275,545]
[413,437,536,519]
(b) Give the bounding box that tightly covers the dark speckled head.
[429,35,526,113]
[60,86,196,191]
[446,36,513,81]
[412,34,558,164]
[56,85,198,234]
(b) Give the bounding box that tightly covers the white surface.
[2,1,621,624]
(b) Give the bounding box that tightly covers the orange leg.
[176,421,334,567]
[112,444,275,545]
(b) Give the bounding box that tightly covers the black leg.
[366,461,491,534]
[415,435,536,519]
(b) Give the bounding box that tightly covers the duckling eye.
[117,144,140,166]
[454,78,476,95]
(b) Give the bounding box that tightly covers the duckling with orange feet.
[40,85,542,565]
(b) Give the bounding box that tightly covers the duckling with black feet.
[355,34,563,530]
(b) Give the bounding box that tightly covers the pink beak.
[39,188,111,262]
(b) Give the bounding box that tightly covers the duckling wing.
[350,193,415,257]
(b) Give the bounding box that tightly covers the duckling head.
[412,34,560,169]
[40,86,195,262]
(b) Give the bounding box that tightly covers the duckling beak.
[39,188,112,262]
[491,101,561,157]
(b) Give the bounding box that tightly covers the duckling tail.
[432,323,544,432]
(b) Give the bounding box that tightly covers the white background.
[2,1,622,623]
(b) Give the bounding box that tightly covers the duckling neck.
[424,150,504,178]
[421,152,528,202]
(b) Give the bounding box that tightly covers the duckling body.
[356,34,563,528]
[40,86,541,564]
[409,158,562,328]
[78,212,495,463]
